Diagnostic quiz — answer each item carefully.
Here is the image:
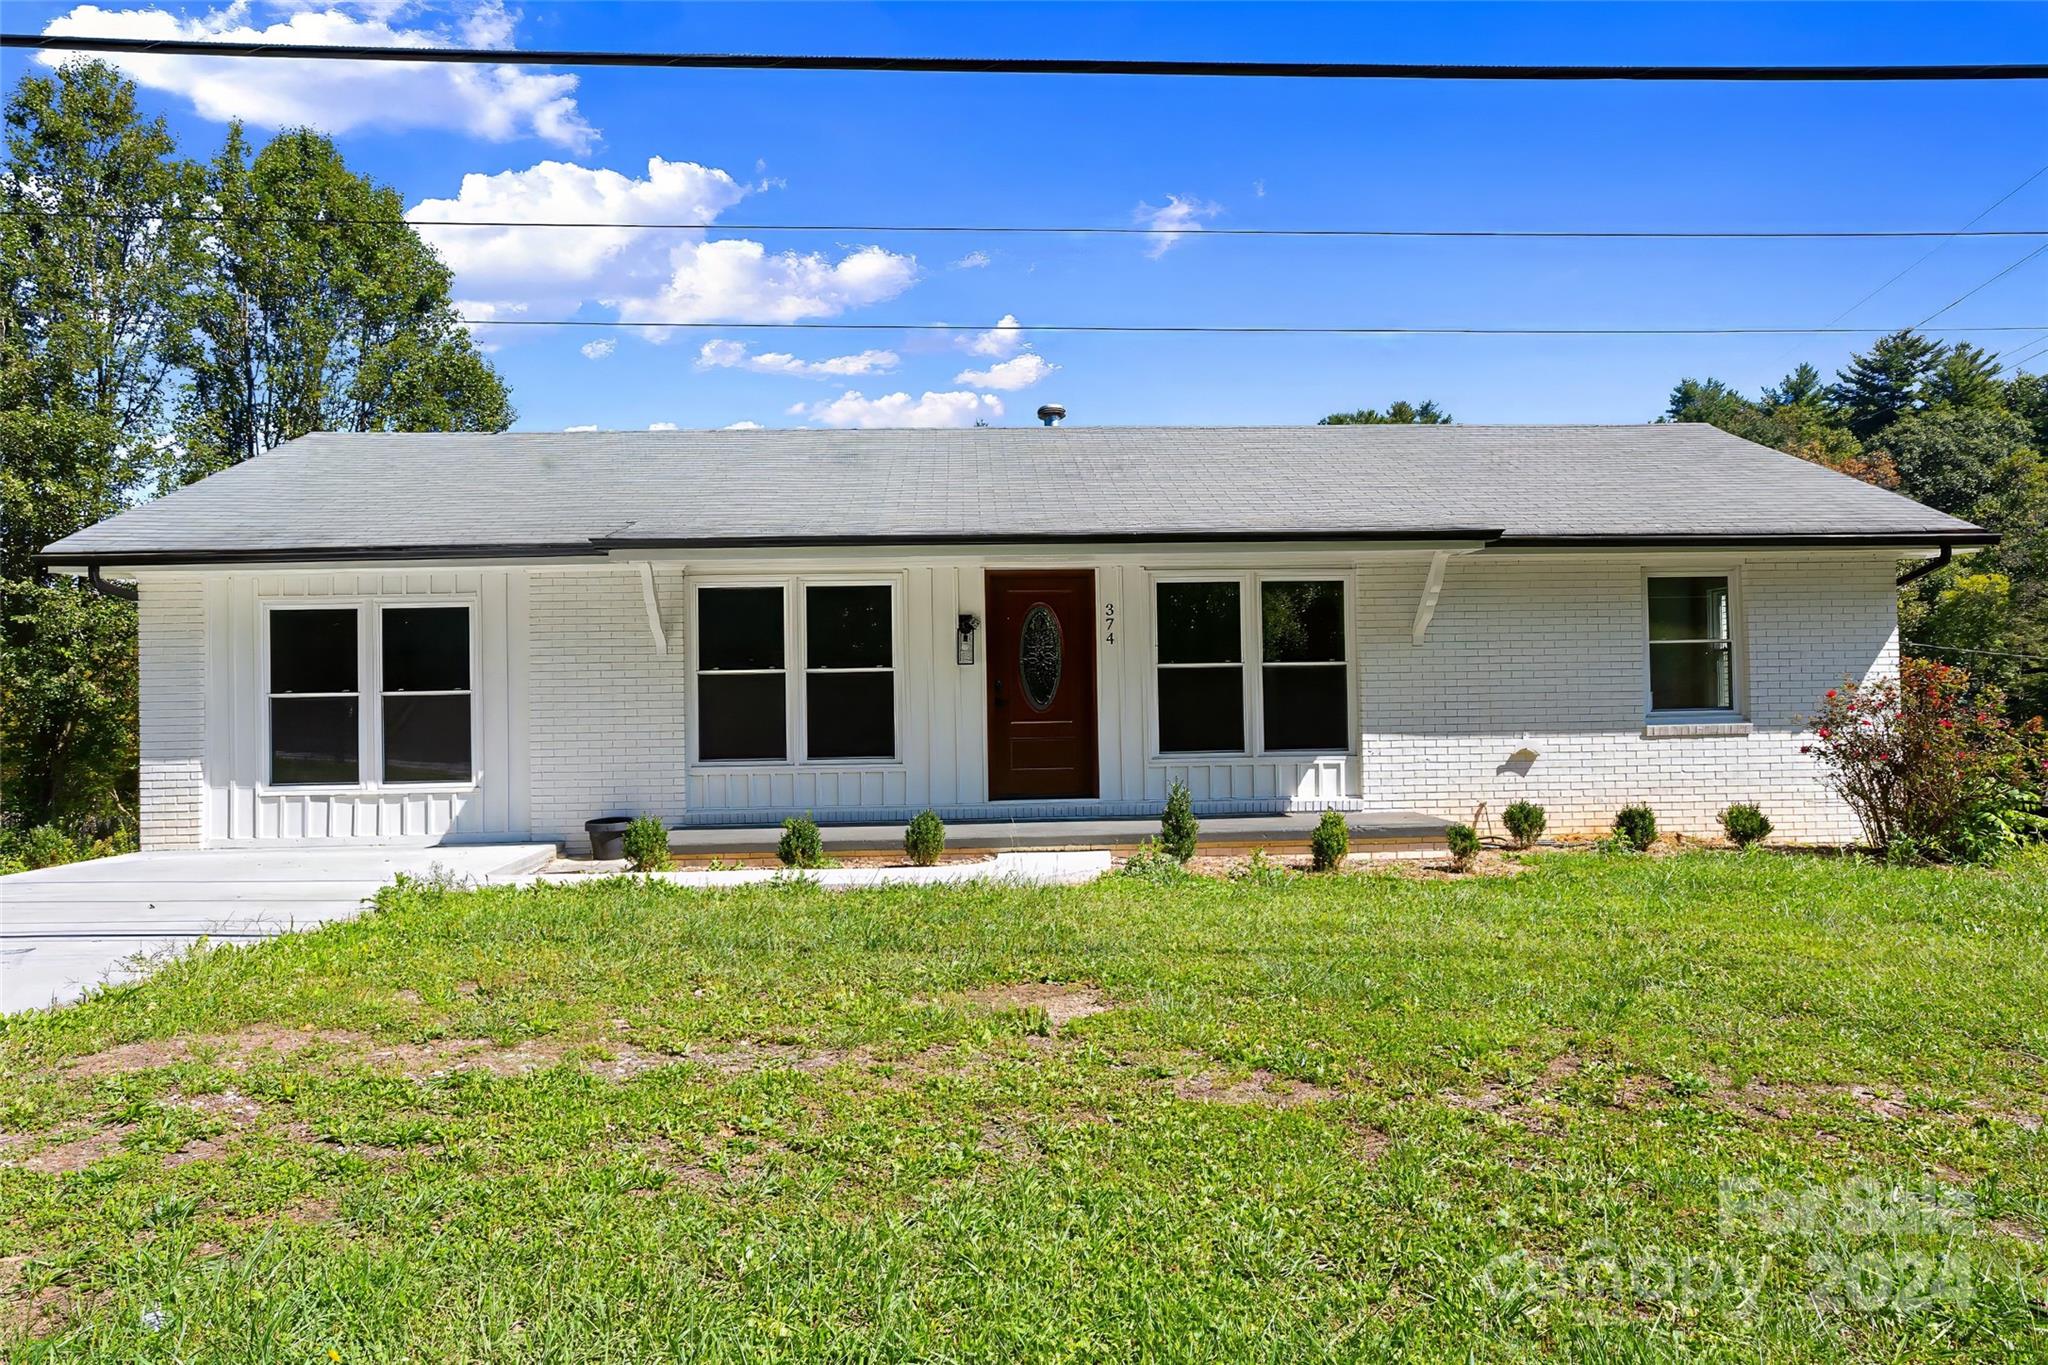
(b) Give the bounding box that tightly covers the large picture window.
[696,586,788,762]
[1156,581,1245,753]
[381,607,473,783]
[1260,580,1348,751]
[268,607,361,785]
[805,585,895,760]
[1648,575,1734,713]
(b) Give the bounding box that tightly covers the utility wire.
[1997,338,2048,375]
[456,319,2048,336]
[1911,240,2048,330]
[5,34,2045,80]
[1905,641,2048,665]
[7,207,2048,241]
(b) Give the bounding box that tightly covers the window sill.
[1642,716,1753,739]
[689,759,906,771]
[257,782,480,797]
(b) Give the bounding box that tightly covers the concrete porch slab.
[663,810,1451,858]
[515,849,1112,890]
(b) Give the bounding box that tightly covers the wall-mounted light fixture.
[956,613,980,665]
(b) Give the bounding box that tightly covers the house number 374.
[1104,602,1116,644]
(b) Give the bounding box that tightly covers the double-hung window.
[1259,580,1348,751]
[1155,577,1349,755]
[380,607,473,783]
[694,580,898,764]
[1647,575,1735,714]
[266,603,475,787]
[695,587,789,762]
[269,607,361,785]
[1156,581,1245,753]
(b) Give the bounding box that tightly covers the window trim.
[687,574,906,769]
[1642,568,1747,722]
[1148,571,1355,760]
[257,596,482,795]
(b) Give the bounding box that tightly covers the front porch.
[660,808,1453,862]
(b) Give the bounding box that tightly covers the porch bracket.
[1412,550,1451,645]
[636,560,669,656]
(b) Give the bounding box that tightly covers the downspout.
[87,565,140,603]
[1895,544,1952,588]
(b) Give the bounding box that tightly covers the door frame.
[984,568,1100,801]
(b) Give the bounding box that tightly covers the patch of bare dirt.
[66,1027,360,1078]
[1367,850,1532,881]
[1174,1068,1341,1108]
[1439,1048,1586,1131]
[956,982,1111,1029]
[681,1041,865,1075]
[2,1123,137,1173]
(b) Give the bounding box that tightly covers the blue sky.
[8,1,2048,431]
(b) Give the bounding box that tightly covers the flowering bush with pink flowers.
[1809,657,2047,862]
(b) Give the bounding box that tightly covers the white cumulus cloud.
[40,2,595,150]
[409,158,918,341]
[696,339,897,379]
[951,250,992,270]
[965,314,1023,358]
[723,420,765,430]
[580,339,616,361]
[1136,194,1223,257]
[955,353,1056,391]
[791,390,1003,429]
[563,424,599,432]
[647,422,679,431]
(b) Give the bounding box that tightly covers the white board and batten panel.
[204,570,527,844]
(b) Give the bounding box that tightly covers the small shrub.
[1613,805,1658,852]
[1229,848,1298,886]
[1308,809,1350,872]
[1720,803,1772,848]
[1445,822,1480,871]
[18,825,81,870]
[1160,781,1199,863]
[1501,800,1546,848]
[777,814,825,869]
[904,810,946,866]
[1120,839,1190,883]
[622,815,671,872]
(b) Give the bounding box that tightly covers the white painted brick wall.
[137,576,206,849]
[526,568,688,852]
[1358,555,1899,842]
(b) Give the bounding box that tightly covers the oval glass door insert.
[1019,604,1063,710]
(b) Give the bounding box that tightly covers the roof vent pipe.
[1036,403,1066,427]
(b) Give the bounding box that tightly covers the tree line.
[2,61,512,841]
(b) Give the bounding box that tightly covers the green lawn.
[3,851,2046,1361]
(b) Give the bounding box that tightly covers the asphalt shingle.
[40,424,1987,564]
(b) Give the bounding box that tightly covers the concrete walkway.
[0,844,554,1015]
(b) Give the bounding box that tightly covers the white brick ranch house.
[40,424,1991,854]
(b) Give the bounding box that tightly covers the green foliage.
[1227,848,1298,886]
[1720,803,1773,848]
[1613,805,1659,852]
[777,814,826,869]
[1444,822,1480,871]
[1831,329,1948,440]
[904,810,946,867]
[622,816,670,873]
[0,819,133,870]
[1308,809,1349,872]
[1319,399,1450,425]
[1878,407,2034,517]
[1810,658,2047,863]
[1159,781,1199,863]
[1501,800,1547,848]
[1118,839,1191,883]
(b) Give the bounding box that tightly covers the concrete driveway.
[0,843,554,1014]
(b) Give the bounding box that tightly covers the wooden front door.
[986,570,1098,800]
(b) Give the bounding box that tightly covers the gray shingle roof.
[41,424,1989,565]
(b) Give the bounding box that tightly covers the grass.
[2,850,2046,1361]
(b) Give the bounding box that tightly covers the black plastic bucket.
[584,816,633,860]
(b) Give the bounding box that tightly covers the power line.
[8,207,2048,241]
[1911,240,2048,330]
[456,318,2048,336]
[1906,640,2048,665]
[1811,162,2048,331]
[5,34,2046,81]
